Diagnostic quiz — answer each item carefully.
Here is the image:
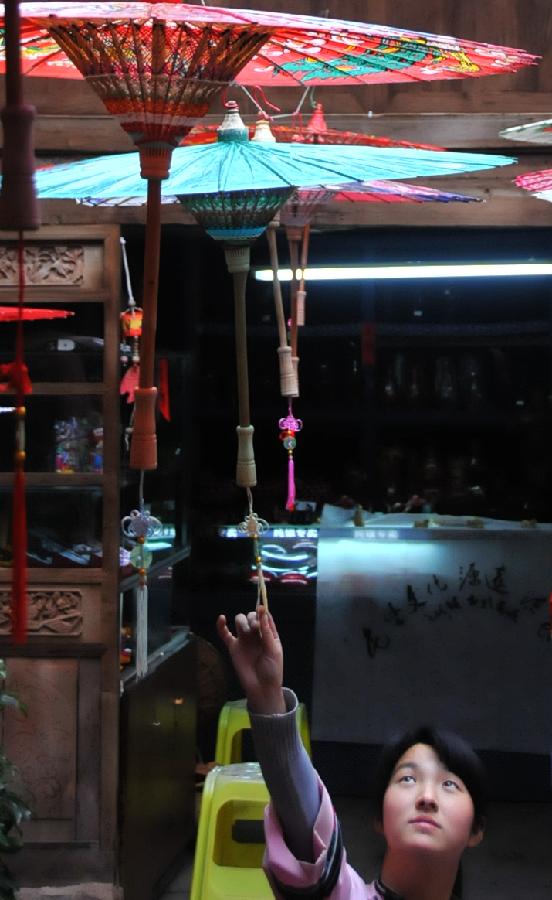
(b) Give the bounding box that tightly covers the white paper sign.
[313,529,552,752]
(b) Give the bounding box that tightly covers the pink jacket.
[263,777,379,899]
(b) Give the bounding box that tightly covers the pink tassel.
[286,453,296,511]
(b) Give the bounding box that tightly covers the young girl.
[217,606,486,900]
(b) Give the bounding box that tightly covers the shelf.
[0,568,104,583]
[199,320,551,345]
[198,322,361,338]
[376,320,551,346]
[0,472,104,487]
[119,546,191,592]
[375,408,550,428]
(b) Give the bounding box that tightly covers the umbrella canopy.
[184,108,443,152]
[34,139,515,200]
[2,3,538,87]
[500,119,552,144]
[514,169,552,202]
[0,306,73,320]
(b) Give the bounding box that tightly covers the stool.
[215,698,311,765]
[190,762,272,900]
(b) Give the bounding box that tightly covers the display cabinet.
[0,225,120,885]
[0,224,195,896]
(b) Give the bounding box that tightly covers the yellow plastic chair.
[215,698,312,765]
[190,762,273,900]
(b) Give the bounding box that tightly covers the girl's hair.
[373,724,487,832]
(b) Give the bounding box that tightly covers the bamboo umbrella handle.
[296,223,310,326]
[130,178,161,471]
[288,236,300,359]
[225,245,257,488]
[266,222,298,398]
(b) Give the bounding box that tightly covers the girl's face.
[380,743,483,859]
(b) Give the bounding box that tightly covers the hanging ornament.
[121,493,162,678]
[279,407,303,512]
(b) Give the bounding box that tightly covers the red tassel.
[11,233,28,644]
[11,458,26,644]
[285,453,296,512]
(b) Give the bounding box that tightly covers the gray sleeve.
[249,687,321,863]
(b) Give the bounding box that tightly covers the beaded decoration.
[121,479,163,677]
[279,406,303,512]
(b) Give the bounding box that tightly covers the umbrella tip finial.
[251,115,276,144]
[218,101,248,143]
[307,102,328,136]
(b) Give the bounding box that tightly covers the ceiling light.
[253,263,552,281]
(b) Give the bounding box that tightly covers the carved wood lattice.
[0,589,83,635]
[0,244,84,285]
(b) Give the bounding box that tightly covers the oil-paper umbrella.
[500,119,552,145]
[0,4,538,472]
[514,169,552,203]
[498,120,552,202]
[5,5,537,86]
[34,102,515,496]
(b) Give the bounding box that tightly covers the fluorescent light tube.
[254,263,552,281]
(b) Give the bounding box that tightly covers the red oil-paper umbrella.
[0,4,538,474]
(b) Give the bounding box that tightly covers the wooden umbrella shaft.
[266,224,287,348]
[130,177,162,470]
[4,0,22,106]
[233,268,250,427]
[288,238,300,358]
[139,178,161,390]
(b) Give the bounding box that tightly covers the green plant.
[0,660,31,900]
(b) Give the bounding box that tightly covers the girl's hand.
[217,606,286,714]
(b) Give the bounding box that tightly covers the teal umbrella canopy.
[35,135,515,201]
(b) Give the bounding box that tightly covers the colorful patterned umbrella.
[2,4,536,473]
[2,4,537,87]
[500,119,552,145]
[514,169,552,202]
[500,120,552,203]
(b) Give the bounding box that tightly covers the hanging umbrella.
[514,169,552,203]
[34,103,515,492]
[498,120,552,203]
[3,4,537,87]
[2,4,537,473]
[500,119,552,145]
[184,109,443,151]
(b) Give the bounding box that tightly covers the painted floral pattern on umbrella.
[0,3,538,86]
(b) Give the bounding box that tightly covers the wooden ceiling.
[3,0,552,228]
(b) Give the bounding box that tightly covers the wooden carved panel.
[0,244,84,286]
[0,589,83,635]
[2,659,77,821]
